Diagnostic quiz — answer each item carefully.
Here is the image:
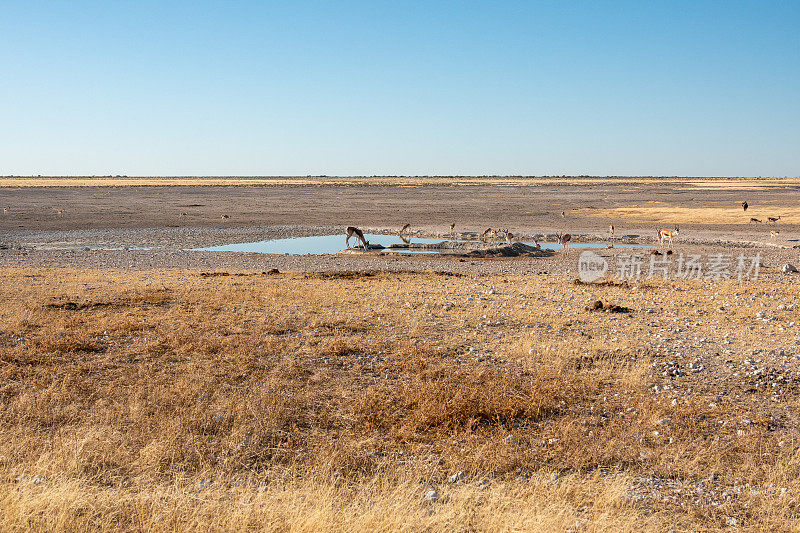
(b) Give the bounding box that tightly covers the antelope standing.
[57,209,63,217]
[449,223,455,238]
[657,227,679,247]
[750,217,762,223]
[505,231,515,245]
[770,230,780,240]
[3,207,8,214]
[221,214,230,220]
[767,216,781,224]
[345,226,370,249]
[742,201,749,211]
[561,211,566,218]
[178,212,188,218]
[557,232,571,250]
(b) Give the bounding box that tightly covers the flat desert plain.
[1,177,800,531]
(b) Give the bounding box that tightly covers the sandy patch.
[582,205,800,225]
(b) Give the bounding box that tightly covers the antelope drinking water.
[345,226,370,249]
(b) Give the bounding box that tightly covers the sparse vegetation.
[1,268,799,530]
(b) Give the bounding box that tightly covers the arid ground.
[1,177,799,531]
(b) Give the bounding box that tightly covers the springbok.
[57,209,63,217]
[221,214,230,220]
[561,211,566,218]
[658,227,679,247]
[449,223,455,238]
[3,207,8,214]
[557,232,571,250]
[750,217,762,223]
[399,223,411,244]
[742,201,749,211]
[770,230,780,240]
[345,226,370,249]
[767,216,781,224]
[178,212,188,218]
[505,231,516,245]
[480,228,492,244]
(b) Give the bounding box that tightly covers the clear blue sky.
[1,1,798,176]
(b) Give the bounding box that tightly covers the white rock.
[448,471,466,484]
[423,489,439,502]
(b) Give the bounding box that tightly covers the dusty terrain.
[2,176,798,239]
[1,177,800,531]
[2,176,798,275]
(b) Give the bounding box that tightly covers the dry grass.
[1,268,799,531]
[583,205,800,224]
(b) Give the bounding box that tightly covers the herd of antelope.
[742,201,785,241]
[344,224,572,251]
[0,199,787,253]
[343,199,788,253]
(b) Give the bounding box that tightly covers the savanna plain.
[1,177,800,531]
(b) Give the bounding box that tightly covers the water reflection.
[191,234,645,255]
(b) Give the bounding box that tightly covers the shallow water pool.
[190,234,645,255]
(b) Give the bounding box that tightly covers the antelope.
[505,231,515,245]
[561,211,566,218]
[742,201,749,211]
[399,223,411,244]
[449,223,455,238]
[750,217,762,223]
[57,209,63,216]
[3,207,7,214]
[770,230,780,240]
[609,224,615,237]
[345,226,370,249]
[221,214,230,220]
[480,228,493,243]
[767,216,781,224]
[557,232,571,250]
[178,212,188,218]
[658,227,679,247]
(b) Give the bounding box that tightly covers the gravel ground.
[1,224,798,280]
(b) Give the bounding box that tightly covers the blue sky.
[1,1,798,176]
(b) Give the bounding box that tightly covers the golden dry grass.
[2,176,799,189]
[583,205,800,225]
[1,268,799,530]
